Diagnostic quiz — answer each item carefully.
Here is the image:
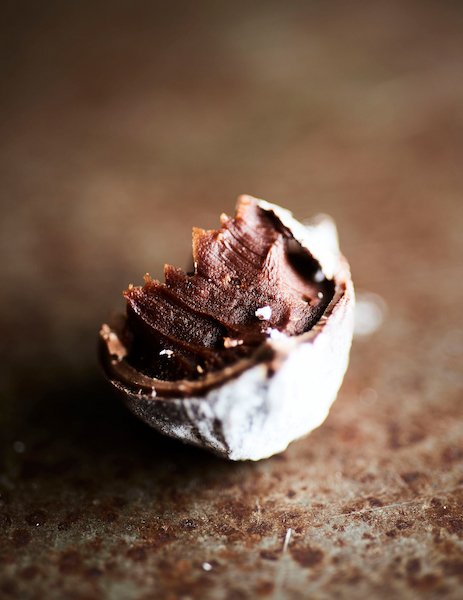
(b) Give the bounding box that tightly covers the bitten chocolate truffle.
[99,195,355,460]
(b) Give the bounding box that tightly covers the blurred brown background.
[1,1,462,599]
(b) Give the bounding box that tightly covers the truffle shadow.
[7,369,254,504]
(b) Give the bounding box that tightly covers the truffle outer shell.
[102,199,355,461]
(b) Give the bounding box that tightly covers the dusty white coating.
[257,199,341,279]
[118,198,355,461]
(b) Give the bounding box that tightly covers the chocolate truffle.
[99,195,355,460]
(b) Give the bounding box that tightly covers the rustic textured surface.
[1,1,462,598]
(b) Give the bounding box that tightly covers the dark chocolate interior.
[122,197,334,381]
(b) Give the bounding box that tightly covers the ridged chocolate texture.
[122,196,334,382]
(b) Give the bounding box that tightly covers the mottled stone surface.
[0,1,462,599]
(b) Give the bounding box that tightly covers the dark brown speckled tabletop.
[1,1,462,598]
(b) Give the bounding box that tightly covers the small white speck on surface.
[255,306,272,320]
[159,349,174,357]
[202,562,213,571]
[265,328,286,341]
[196,365,204,374]
[282,528,292,553]
[150,388,157,398]
[314,269,325,283]
[223,337,244,348]
[318,291,324,299]
[13,441,25,454]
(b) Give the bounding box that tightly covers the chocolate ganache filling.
[122,196,334,382]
